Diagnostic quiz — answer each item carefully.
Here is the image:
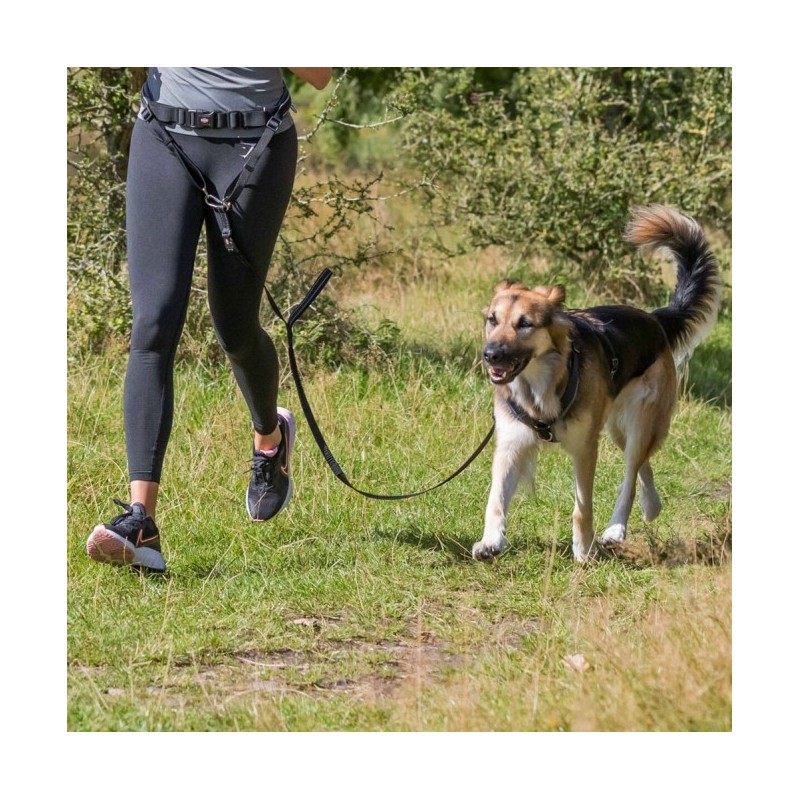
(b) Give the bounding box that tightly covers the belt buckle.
[188,109,214,129]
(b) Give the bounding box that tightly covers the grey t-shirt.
[142,67,294,137]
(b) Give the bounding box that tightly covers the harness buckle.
[187,109,215,129]
[537,426,555,443]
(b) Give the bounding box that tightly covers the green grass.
[67,265,731,732]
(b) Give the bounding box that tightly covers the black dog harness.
[503,347,581,443]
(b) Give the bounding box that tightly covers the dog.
[473,205,721,562]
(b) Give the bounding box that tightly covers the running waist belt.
[139,83,294,252]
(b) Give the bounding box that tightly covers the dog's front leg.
[473,425,537,561]
[566,438,599,563]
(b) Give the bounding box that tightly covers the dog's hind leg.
[601,443,648,546]
[473,424,537,561]
[601,356,675,546]
[606,424,662,528]
[637,460,662,522]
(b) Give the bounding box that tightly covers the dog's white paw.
[573,539,598,563]
[472,536,508,561]
[601,523,627,546]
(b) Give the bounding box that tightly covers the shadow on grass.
[595,519,731,570]
[371,525,476,562]
[372,525,578,564]
[372,519,731,572]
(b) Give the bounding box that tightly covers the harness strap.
[222,89,293,214]
[595,330,619,381]
[266,270,495,501]
[503,348,580,443]
[571,314,620,384]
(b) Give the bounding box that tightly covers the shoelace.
[108,498,145,529]
[250,451,281,489]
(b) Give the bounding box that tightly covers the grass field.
[66,250,732,733]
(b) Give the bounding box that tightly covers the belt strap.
[141,93,292,130]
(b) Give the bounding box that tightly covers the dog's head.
[482,280,568,385]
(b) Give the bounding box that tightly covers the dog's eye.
[517,318,533,330]
[486,313,497,328]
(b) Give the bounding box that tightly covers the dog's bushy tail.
[625,205,722,366]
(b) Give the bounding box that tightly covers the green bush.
[67,68,143,352]
[389,67,731,302]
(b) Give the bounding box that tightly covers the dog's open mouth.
[486,359,526,385]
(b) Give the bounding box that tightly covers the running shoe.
[247,407,295,522]
[86,499,166,573]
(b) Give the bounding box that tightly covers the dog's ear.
[493,278,523,294]
[533,284,566,306]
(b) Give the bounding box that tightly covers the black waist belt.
[142,90,294,131]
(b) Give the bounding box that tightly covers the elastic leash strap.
[267,270,495,501]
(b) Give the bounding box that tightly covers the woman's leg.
[88,119,205,570]
[123,120,206,499]
[184,128,299,521]
[201,128,298,439]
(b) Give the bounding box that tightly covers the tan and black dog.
[473,205,721,562]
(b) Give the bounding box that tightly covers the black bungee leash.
[265,269,496,501]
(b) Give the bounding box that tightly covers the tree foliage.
[67,68,145,349]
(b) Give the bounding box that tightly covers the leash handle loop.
[288,268,333,327]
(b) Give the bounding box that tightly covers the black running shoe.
[247,407,295,522]
[86,499,166,573]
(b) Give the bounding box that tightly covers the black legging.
[124,117,298,482]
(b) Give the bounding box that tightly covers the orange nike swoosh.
[136,529,159,546]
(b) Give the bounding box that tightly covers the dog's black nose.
[483,343,505,364]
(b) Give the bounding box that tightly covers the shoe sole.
[86,526,166,572]
[247,407,295,522]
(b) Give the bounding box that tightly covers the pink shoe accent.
[86,526,135,565]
